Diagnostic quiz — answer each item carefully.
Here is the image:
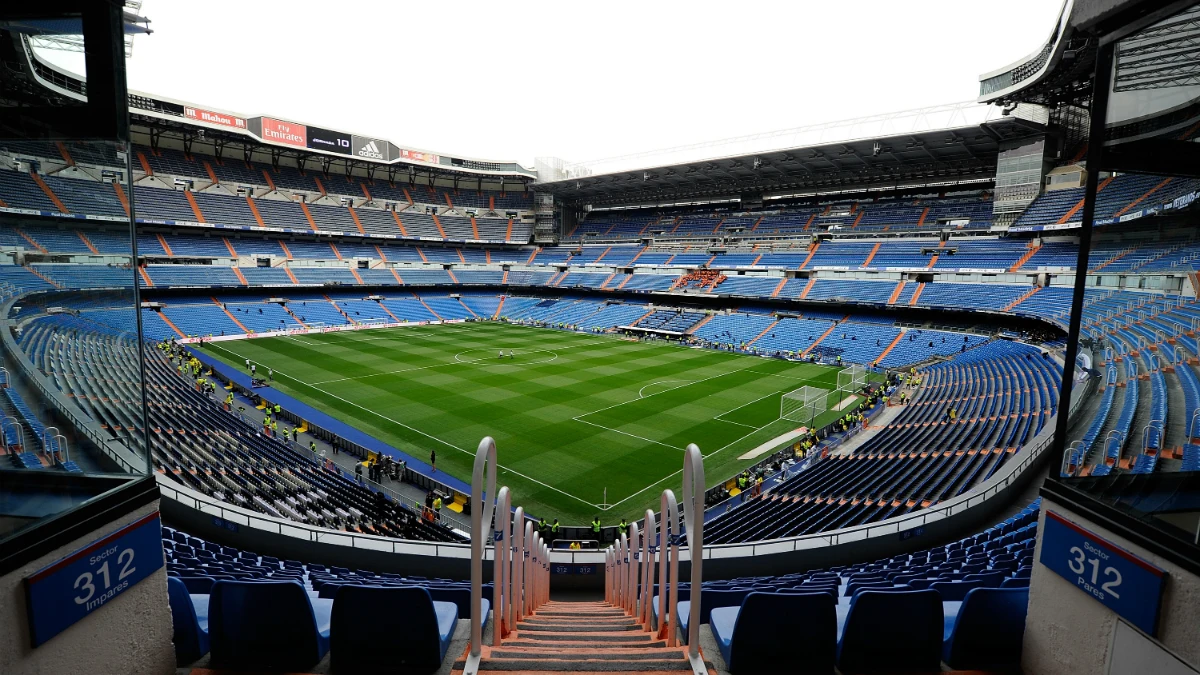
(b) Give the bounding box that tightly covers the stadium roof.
[978,0,1197,106]
[534,106,1046,208]
[0,30,535,182]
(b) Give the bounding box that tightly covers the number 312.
[73,549,136,605]
[1068,545,1121,598]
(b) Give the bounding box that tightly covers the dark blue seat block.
[331,585,459,671]
[711,592,836,674]
[837,589,943,674]
[427,586,490,629]
[943,587,1029,670]
[209,580,330,670]
[167,577,209,665]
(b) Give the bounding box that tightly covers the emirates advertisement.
[258,117,307,148]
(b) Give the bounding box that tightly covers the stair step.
[535,610,628,614]
[491,650,683,661]
[517,623,642,632]
[514,632,656,643]
[500,639,669,650]
[473,658,693,671]
[521,616,636,625]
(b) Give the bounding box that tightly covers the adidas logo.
[357,140,385,160]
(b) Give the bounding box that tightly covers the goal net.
[358,317,388,328]
[781,386,828,425]
[837,364,868,393]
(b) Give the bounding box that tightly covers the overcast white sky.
[40,0,1065,166]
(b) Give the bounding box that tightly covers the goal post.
[837,364,868,393]
[781,386,828,425]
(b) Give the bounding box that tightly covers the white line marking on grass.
[602,422,768,511]
[712,390,782,424]
[310,360,459,385]
[574,367,755,421]
[712,418,759,429]
[747,369,825,381]
[454,348,559,365]
[572,417,681,451]
[600,380,823,510]
[204,341,603,509]
[638,380,691,398]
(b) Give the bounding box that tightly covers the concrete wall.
[0,501,175,675]
[1023,497,1200,674]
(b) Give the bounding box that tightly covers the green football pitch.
[199,321,854,524]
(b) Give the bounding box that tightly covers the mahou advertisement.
[184,107,246,129]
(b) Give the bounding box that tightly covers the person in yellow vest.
[569,541,581,550]
[273,403,281,416]
[224,392,233,410]
[432,495,442,520]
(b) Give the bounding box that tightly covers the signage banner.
[184,107,246,129]
[258,117,307,148]
[399,149,439,164]
[1039,511,1167,636]
[551,563,598,575]
[307,126,352,155]
[352,135,392,161]
[24,512,165,647]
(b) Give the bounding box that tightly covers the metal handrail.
[1062,440,1083,477]
[491,486,511,646]
[682,443,705,673]
[1142,421,1163,457]
[467,437,498,671]
[640,507,655,628]
[3,415,24,451]
[658,488,680,644]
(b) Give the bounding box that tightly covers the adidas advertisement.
[352,135,393,161]
[306,126,353,155]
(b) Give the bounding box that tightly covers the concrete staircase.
[453,600,711,674]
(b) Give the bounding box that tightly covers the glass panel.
[1056,2,1200,551]
[0,23,150,542]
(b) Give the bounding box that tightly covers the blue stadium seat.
[676,588,751,641]
[710,591,836,674]
[837,589,943,674]
[427,585,491,628]
[330,585,459,671]
[209,580,331,670]
[167,576,210,665]
[942,587,1029,670]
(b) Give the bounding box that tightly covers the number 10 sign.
[24,512,165,647]
[1039,510,1167,636]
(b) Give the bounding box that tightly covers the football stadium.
[3,1,1200,674]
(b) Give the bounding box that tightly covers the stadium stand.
[703,342,1058,544]
[664,500,1040,672]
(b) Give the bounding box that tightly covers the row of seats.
[569,192,995,240]
[656,501,1040,673]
